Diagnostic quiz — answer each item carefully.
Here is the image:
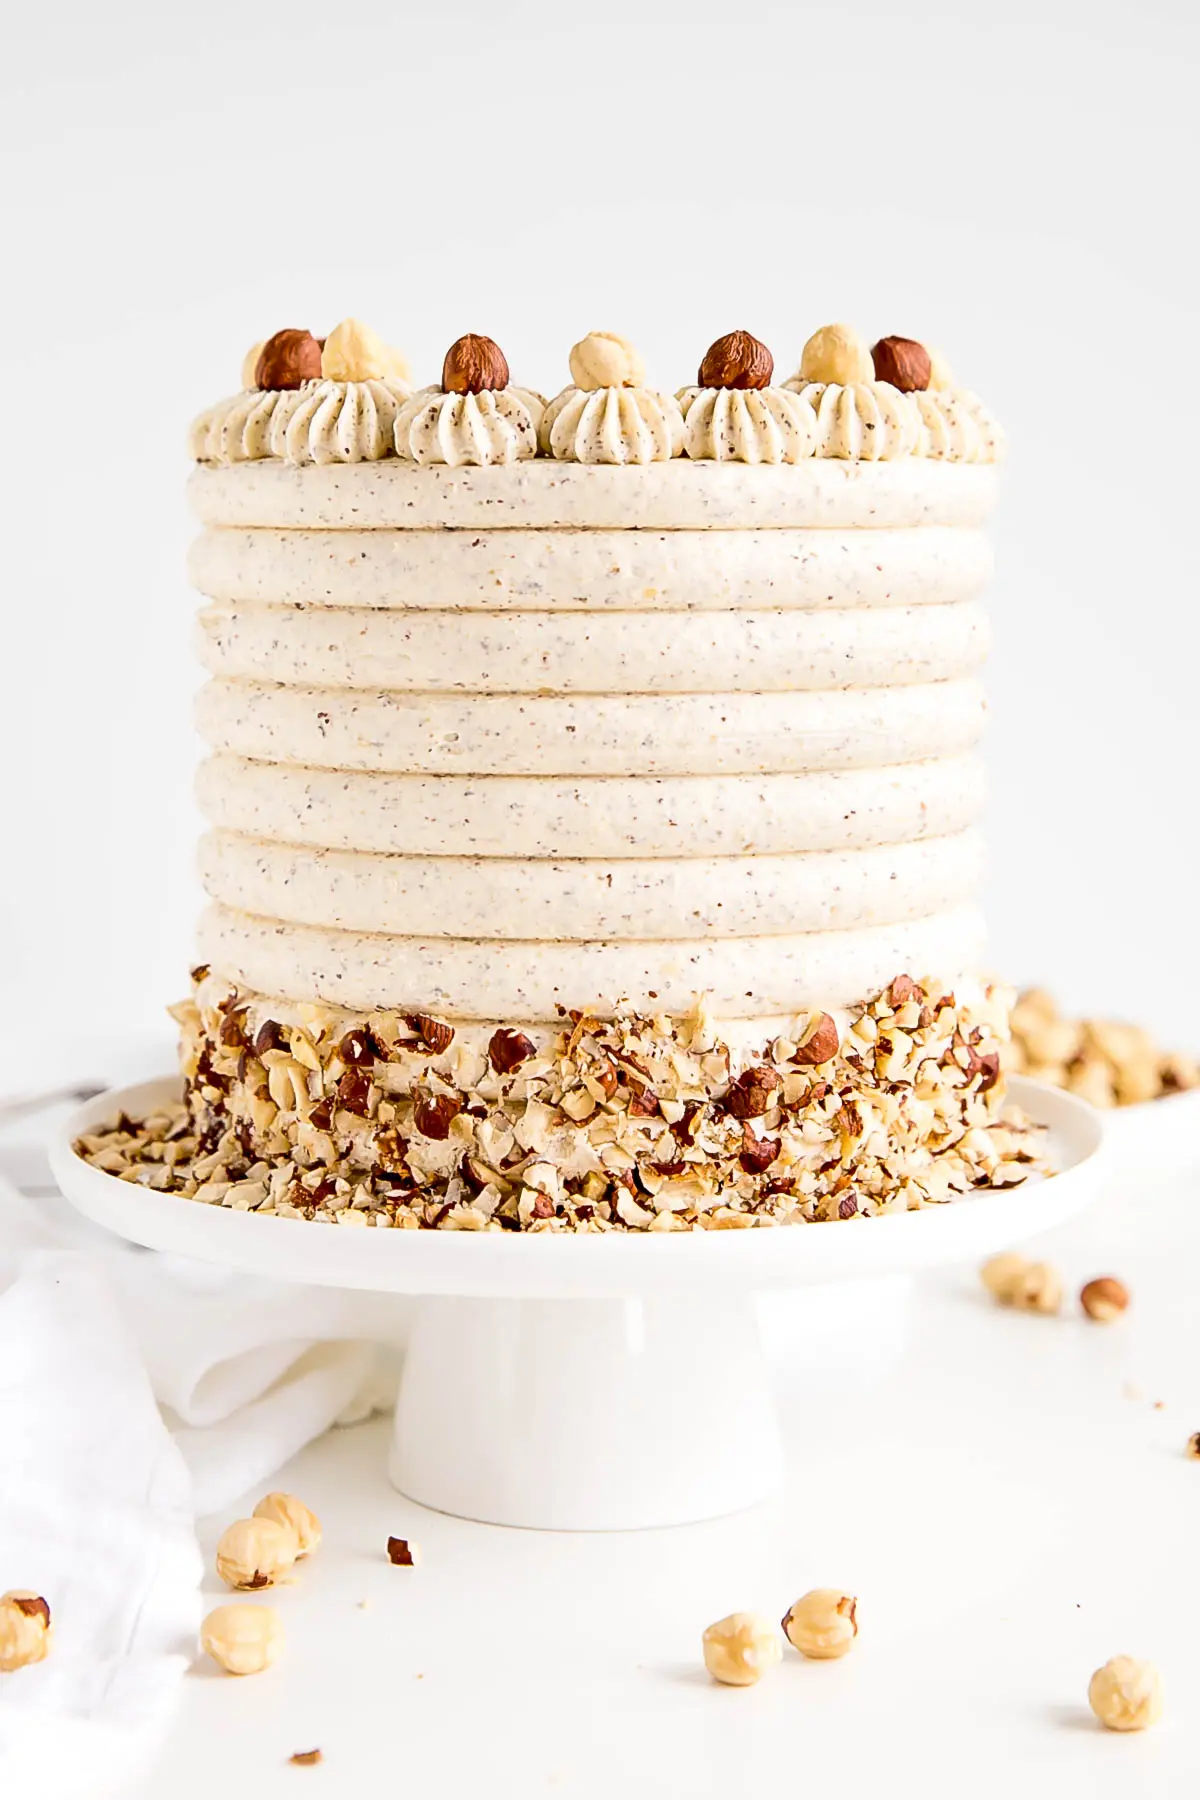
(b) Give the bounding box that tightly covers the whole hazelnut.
[1080,1277,1129,1323]
[200,1604,284,1676]
[0,1592,52,1672]
[241,339,266,389]
[698,330,773,391]
[255,329,323,392]
[1087,1655,1163,1731]
[253,1492,322,1557]
[781,1588,858,1660]
[798,322,873,387]
[1186,1432,1200,1460]
[1011,1260,1062,1315]
[926,346,954,389]
[980,1251,1030,1304]
[321,317,410,384]
[871,335,932,392]
[701,1612,782,1686]
[568,331,645,391]
[215,1516,299,1590]
[443,333,510,395]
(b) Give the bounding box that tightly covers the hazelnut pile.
[981,1254,1130,1322]
[702,1587,858,1686]
[201,1489,322,1676]
[1008,989,1200,1108]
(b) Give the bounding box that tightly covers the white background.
[2,0,1197,1084]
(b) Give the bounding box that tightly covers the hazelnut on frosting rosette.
[678,330,818,463]
[394,334,545,466]
[189,319,412,467]
[869,333,1004,464]
[540,331,684,464]
[783,322,920,460]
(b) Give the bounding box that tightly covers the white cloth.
[0,1160,404,1799]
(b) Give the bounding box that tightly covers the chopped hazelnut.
[253,1492,322,1557]
[1011,1260,1062,1315]
[289,1749,323,1767]
[0,1592,52,1672]
[386,1536,421,1567]
[1079,1277,1129,1323]
[215,1516,299,1590]
[1087,1655,1163,1731]
[1185,1432,1200,1460]
[200,1604,284,1676]
[781,1588,858,1660]
[980,1251,1029,1304]
[701,1612,782,1686]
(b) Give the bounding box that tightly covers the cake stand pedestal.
[51,1078,1103,1531]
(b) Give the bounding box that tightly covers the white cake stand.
[51,1076,1103,1531]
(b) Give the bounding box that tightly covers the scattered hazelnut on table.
[200,1604,284,1676]
[1087,1655,1163,1731]
[289,1749,323,1767]
[253,1492,322,1557]
[1011,1261,1063,1315]
[1080,1277,1130,1323]
[980,1251,1030,1304]
[216,1517,299,1590]
[701,1612,782,1686]
[781,1589,858,1660]
[1185,1433,1200,1460]
[387,1537,421,1567]
[0,1592,52,1672]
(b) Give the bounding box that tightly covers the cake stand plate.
[51,1077,1103,1531]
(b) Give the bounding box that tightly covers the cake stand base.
[390,1294,780,1530]
[52,1077,1104,1531]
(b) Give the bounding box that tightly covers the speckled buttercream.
[84,330,1025,1232]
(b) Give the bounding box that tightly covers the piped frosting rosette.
[540,332,684,464]
[189,319,412,467]
[781,324,919,461]
[394,334,545,466]
[678,330,817,463]
[913,385,1006,462]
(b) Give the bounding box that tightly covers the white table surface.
[112,1147,1200,1798]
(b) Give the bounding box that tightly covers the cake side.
[78,320,1029,1229]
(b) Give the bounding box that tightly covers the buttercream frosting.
[540,385,684,464]
[678,385,818,463]
[394,386,545,467]
[914,387,1006,463]
[783,378,920,460]
[190,379,412,467]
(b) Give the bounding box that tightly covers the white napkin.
[0,1153,405,1798]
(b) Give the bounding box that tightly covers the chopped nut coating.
[200,1604,284,1676]
[702,1612,782,1686]
[1088,1656,1162,1731]
[1079,1277,1129,1323]
[253,1492,323,1557]
[0,1592,52,1672]
[215,1516,299,1590]
[781,1588,858,1660]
